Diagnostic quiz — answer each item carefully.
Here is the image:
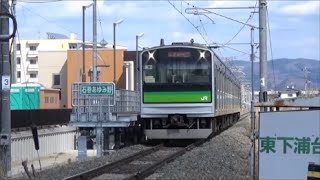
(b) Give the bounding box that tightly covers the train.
[139,40,242,139]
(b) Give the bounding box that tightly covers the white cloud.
[13,1,320,60]
[278,1,320,15]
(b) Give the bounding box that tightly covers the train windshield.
[142,48,212,86]
[141,47,212,103]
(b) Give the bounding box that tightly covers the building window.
[29,72,37,78]
[30,45,37,51]
[50,97,54,103]
[69,43,77,49]
[30,59,37,64]
[17,44,21,51]
[45,97,49,103]
[53,74,60,86]
[17,71,21,78]
[17,57,21,64]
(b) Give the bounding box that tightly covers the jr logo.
[200,96,208,101]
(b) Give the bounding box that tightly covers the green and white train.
[139,40,241,139]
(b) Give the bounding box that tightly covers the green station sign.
[80,83,114,95]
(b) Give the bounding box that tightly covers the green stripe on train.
[143,91,211,103]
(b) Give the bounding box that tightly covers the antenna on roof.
[160,38,165,46]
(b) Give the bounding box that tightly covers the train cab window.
[142,48,212,86]
[141,47,213,104]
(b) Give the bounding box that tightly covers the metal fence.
[70,83,140,126]
[11,127,76,162]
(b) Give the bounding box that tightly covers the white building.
[16,33,82,84]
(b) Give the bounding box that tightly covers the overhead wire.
[182,1,213,43]
[179,1,258,59]
[7,3,42,110]
[16,2,77,35]
[168,0,209,45]
[222,0,258,46]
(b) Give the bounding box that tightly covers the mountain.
[231,58,320,91]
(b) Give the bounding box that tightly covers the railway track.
[63,113,250,180]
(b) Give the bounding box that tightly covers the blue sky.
[14,0,320,61]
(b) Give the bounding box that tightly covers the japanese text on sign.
[80,83,114,95]
[260,136,320,154]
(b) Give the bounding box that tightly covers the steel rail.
[63,112,249,180]
[126,112,250,180]
[63,144,164,180]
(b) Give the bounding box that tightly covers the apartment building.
[16,33,82,84]
[16,33,127,108]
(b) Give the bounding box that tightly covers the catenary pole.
[92,0,103,158]
[257,0,268,178]
[259,0,268,105]
[11,0,16,83]
[0,0,12,177]
[82,6,86,82]
[250,27,256,178]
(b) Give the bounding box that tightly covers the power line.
[168,0,209,44]
[181,1,259,58]
[17,2,77,35]
[181,0,214,44]
[222,0,258,46]
[185,7,259,29]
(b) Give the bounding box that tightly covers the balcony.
[27,64,39,70]
[28,78,39,83]
[27,50,38,57]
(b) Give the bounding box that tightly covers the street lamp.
[82,3,93,82]
[113,19,123,83]
[135,32,144,91]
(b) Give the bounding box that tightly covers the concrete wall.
[38,51,67,89]
[38,51,68,108]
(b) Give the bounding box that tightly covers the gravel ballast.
[147,116,252,180]
[13,116,252,180]
[13,145,150,180]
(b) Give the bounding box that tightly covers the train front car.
[140,44,215,139]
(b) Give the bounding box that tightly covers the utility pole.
[302,67,310,91]
[113,23,116,83]
[0,0,12,177]
[82,6,86,82]
[91,0,103,158]
[135,33,144,92]
[82,3,93,82]
[259,0,268,105]
[11,0,16,84]
[92,0,97,83]
[250,27,256,178]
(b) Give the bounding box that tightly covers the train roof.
[147,42,210,50]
